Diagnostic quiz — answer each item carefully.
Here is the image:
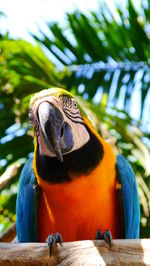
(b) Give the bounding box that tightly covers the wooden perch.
[0,222,16,242]
[0,239,150,265]
[0,162,21,191]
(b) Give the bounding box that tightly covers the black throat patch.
[35,126,104,183]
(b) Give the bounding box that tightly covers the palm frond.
[32,0,150,121]
[59,61,150,122]
[0,39,61,176]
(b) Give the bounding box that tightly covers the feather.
[116,155,140,238]
[16,157,39,242]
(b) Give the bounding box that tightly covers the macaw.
[16,88,140,254]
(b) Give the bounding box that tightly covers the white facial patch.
[59,96,90,153]
[68,119,90,152]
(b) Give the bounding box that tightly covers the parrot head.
[29,88,90,163]
[29,88,103,182]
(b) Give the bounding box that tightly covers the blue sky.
[1,0,99,41]
[0,0,125,42]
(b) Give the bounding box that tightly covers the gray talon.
[46,232,63,257]
[95,229,112,249]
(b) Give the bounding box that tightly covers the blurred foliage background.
[0,0,150,237]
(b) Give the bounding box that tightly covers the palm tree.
[0,0,150,236]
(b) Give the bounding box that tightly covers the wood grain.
[0,223,16,243]
[0,163,20,191]
[0,239,150,265]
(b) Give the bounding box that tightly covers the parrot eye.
[72,101,77,109]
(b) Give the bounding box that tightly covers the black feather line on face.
[64,112,84,125]
[63,108,81,116]
[64,112,83,121]
[35,125,104,184]
[63,108,83,125]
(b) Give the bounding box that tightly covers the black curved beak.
[38,102,73,162]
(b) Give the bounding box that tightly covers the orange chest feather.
[36,143,121,242]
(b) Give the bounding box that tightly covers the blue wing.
[116,155,140,238]
[16,157,39,242]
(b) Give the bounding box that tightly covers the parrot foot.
[95,229,112,249]
[46,232,63,257]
